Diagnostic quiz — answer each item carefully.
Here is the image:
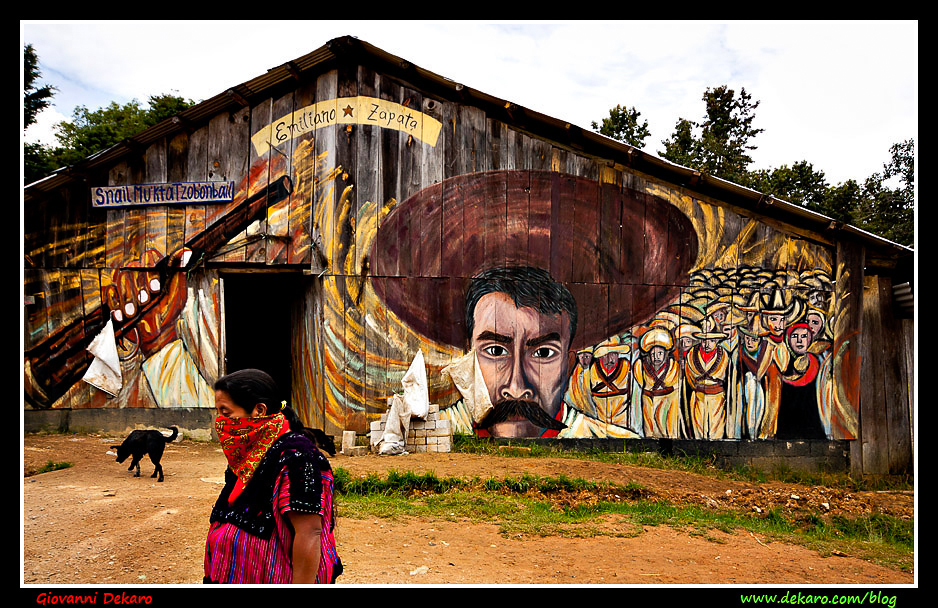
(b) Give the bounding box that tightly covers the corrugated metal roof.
[23,35,912,261]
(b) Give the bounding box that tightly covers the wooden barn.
[23,36,914,477]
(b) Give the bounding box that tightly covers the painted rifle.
[24,175,294,407]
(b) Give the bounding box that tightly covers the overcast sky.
[21,20,917,187]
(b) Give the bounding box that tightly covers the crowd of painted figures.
[567,265,835,441]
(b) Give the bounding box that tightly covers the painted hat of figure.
[693,317,727,340]
[785,322,813,341]
[786,296,807,326]
[705,300,730,318]
[691,287,721,303]
[650,311,682,331]
[738,289,762,313]
[665,302,706,324]
[593,337,632,359]
[716,294,749,327]
[737,323,761,340]
[368,170,700,352]
[676,322,702,344]
[805,303,828,332]
[759,283,793,315]
[640,326,674,352]
[687,296,713,312]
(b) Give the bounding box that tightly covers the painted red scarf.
[215,412,291,503]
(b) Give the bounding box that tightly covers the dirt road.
[22,433,914,587]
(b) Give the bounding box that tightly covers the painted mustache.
[478,399,567,432]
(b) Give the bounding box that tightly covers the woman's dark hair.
[214,368,281,413]
[214,368,335,456]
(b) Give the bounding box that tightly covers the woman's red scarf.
[215,412,291,503]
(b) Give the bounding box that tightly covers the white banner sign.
[251,96,443,155]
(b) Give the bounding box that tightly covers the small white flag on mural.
[81,319,122,396]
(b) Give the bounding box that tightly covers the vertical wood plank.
[184,125,209,252]
[505,170,531,268]
[832,238,864,443]
[527,170,552,274]
[523,133,551,172]
[337,63,360,431]
[376,75,401,279]
[860,273,888,475]
[247,96,273,264]
[550,172,575,283]
[440,153,466,278]
[144,140,168,264]
[483,168,507,269]
[269,91,298,264]
[221,106,252,263]
[571,175,599,284]
[875,276,912,474]
[166,132,189,258]
[420,95,444,277]
[356,66,385,419]
[597,168,622,286]
[618,187,646,286]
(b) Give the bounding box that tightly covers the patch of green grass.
[453,432,913,493]
[26,460,73,476]
[332,467,913,572]
[335,468,466,496]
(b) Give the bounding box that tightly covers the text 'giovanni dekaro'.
[91,181,235,208]
[251,96,442,155]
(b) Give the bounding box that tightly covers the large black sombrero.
[368,170,699,352]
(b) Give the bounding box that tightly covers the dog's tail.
[165,427,179,442]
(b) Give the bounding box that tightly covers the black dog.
[111,427,178,482]
[309,428,336,457]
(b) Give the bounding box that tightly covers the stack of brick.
[341,431,370,456]
[369,403,453,453]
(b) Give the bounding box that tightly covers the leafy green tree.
[24,44,60,184]
[24,44,56,128]
[25,92,196,183]
[820,179,862,227]
[659,118,700,169]
[23,42,197,183]
[53,93,196,168]
[748,161,830,211]
[591,104,651,148]
[659,85,763,185]
[853,139,915,247]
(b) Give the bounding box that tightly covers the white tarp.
[401,349,430,419]
[81,319,122,396]
[376,350,430,455]
[442,349,493,426]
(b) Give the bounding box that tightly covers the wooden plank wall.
[860,274,913,476]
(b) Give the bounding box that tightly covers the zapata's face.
[471,291,572,437]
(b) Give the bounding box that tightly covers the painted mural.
[23,80,858,445]
[353,168,847,441]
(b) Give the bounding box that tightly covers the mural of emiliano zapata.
[369,170,699,439]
